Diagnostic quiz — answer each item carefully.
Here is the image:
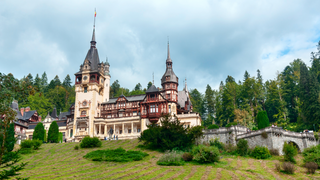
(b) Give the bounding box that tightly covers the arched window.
[81,110,86,116]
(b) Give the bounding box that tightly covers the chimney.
[25,107,30,112]
[39,116,42,121]
[20,108,24,116]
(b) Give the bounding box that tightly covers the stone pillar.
[99,124,101,135]
[114,124,115,135]
[131,122,133,134]
[122,123,124,134]
[104,125,107,136]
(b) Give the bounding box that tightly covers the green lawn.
[16,139,320,179]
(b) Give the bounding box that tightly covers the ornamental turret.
[161,42,178,103]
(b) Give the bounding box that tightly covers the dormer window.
[150,94,155,99]
[84,87,87,93]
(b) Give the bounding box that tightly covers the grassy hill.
[17,139,320,179]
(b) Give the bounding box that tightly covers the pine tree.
[48,121,59,143]
[243,70,250,82]
[257,111,270,129]
[62,74,72,88]
[41,72,48,87]
[53,75,61,86]
[33,122,45,141]
[26,73,34,85]
[34,74,41,91]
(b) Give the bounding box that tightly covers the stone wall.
[201,125,317,155]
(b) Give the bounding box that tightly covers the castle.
[64,23,201,141]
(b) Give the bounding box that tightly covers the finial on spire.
[167,37,170,59]
[90,9,97,47]
[152,72,154,85]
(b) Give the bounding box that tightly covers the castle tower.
[161,42,178,115]
[72,17,110,139]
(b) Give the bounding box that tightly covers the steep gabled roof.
[146,85,159,93]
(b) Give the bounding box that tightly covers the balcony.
[148,112,161,118]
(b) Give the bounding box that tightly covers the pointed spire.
[185,77,188,92]
[90,9,97,48]
[166,38,172,62]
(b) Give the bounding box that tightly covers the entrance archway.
[287,141,300,152]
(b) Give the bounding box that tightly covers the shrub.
[314,133,319,141]
[283,142,298,163]
[252,127,258,131]
[282,162,295,174]
[209,138,224,151]
[302,144,320,167]
[32,139,42,150]
[305,162,318,174]
[269,149,280,156]
[224,143,237,155]
[256,111,270,130]
[237,139,249,156]
[192,145,220,163]
[33,122,45,142]
[275,162,281,172]
[182,152,193,161]
[261,131,268,139]
[19,148,33,154]
[208,124,219,129]
[48,121,59,143]
[84,147,149,162]
[225,122,238,128]
[20,140,34,149]
[251,146,271,159]
[58,132,63,143]
[139,114,203,151]
[157,150,184,166]
[80,136,102,148]
[74,145,79,150]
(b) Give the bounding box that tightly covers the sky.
[1,0,320,93]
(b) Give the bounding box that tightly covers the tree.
[26,73,34,85]
[110,80,120,98]
[190,89,205,120]
[41,71,48,90]
[0,73,28,179]
[34,74,41,91]
[243,70,250,82]
[46,86,68,114]
[256,111,270,129]
[24,92,53,119]
[47,121,59,143]
[147,81,152,90]
[54,75,61,86]
[299,62,320,129]
[138,114,203,151]
[62,74,72,88]
[134,83,142,91]
[33,122,45,142]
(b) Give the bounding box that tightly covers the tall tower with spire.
[161,41,179,114]
[72,11,110,139]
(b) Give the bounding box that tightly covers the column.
[99,124,101,135]
[122,123,124,134]
[113,124,115,135]
[131,122,133,134]
[104,125,107,136]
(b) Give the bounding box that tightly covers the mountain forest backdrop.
[1,41,320,132]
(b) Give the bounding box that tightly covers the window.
[84,87,87,93]
[81,110,86,116]
[150,105,155,113]
[137,128,141,133]
[167,94,170,100]
[150,94,155,99]
[166,84,170,89]
[128,129,131,133]
[156,105,158,113]
[169,105,171,113]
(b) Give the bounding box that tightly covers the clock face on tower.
[82,101,87,106]
[83,76,88,81]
